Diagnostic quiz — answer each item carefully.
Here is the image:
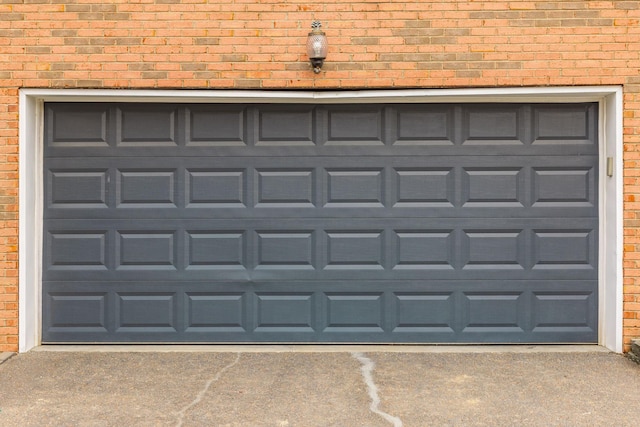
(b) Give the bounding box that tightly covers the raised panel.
[326,107,384,145]
[393,293,454,331]
[116,293,177,330]
[48,232,107,270]
[394,169,454,207]
[463,293,523,331]
[118,106,177,146]
[256,232,315,269]
[187,106,246,146]
[324,293,384,331]
[255,293,314,331]
[533,168,593,206]
[117,232,176,269]
[326,232,384,269]
[187,169,245,207]
[532,292,593,329]
[463,107,522,144]
[463,231,523,269]
[394,107,453,145]
[533,105,593,144]
[118,170,176,207]
[533,231,593,269]
[186,293,246,331]
[393,231,454,269]
[47,104,108,147]
[49,170,108,208]
[326,169,384,207]
[47,293,107,330]
[256,169,315,207]
[257,107,315,146]
[463,168,523,206]
[186,232,245,269]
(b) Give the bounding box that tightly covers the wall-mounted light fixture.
[306,20,328,74]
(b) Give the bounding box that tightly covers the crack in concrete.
[174,353,241,427]
[352,352,403,427]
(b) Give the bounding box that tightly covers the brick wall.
[1,0,639,352]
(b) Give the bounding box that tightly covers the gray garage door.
[42,102,598,343]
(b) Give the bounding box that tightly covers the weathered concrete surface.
[628,340,640,364]
[0,352,14,365]
[0,349,638,426]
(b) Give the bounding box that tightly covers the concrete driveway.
[0,346,638,426]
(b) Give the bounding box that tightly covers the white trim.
[18,92,41,353]
[20,86,622,104]
[599,89,624,353]
[18,87,624,352]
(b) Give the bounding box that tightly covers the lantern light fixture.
[306,20,328,74]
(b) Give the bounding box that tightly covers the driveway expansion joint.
[174,352,241,427]
[352,352,403,427]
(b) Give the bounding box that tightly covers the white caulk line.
[175,353,241,427]
[352,352,403,427]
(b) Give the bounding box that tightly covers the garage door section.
[42,102,598,343]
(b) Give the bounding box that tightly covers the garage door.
[42,102,598,343]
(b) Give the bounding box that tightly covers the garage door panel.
[43,218,597,282]
[45,292,108,332]
[186,231,246,269]
[255,106,317,147]
[324,106,385,146]
[42,280,597,343]
[256,169,316,207]
[43,102,598,343]
[532,230,596,269]
[185,292,246,332]
[323,292,385,332]
[117,169,178,208]
[44,156,597,219]
[461,230,526,270]
[116,231,177,270]
[46,231,109,271]
[188,169,247,207]
[532,167,596,207]
[115,292,178,332]
[532,291,597,331]
[254,292,316,332]
[117,104,180,147]
[255,231,316,270]
[45,103,109,148]
[392,230,455,269]
[461,168,525,207]
[392,292,455,332]
[461,292,527,332]
[391,105,455,146]
[187,105,248,147]
[462,105,525,145]
[48,169,109,208]
[532,104,597,145]
[44,103,598,156]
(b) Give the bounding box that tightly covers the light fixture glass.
[306,21,328,73]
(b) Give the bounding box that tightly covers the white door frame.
[19,87,624,352]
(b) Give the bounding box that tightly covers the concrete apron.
[0,346,637,427]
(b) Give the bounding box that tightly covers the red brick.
[0,1,639,352]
